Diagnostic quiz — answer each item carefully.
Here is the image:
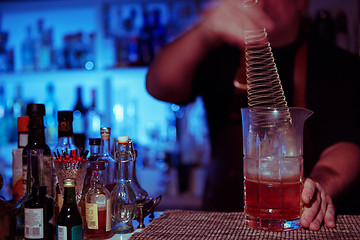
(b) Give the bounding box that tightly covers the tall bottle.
[87,89,101,139]
[10,85,26,142]
[111,136,136,234]
[84,161,112,239]
[53,111,79,182]
[80,138,101,220]
[73,86,87,143]
[56,178,83,240]
[98,127,117,192]
[12,116,29,204]
[15,104,52,238]
[44,83,58,146]
[24,185,54,240]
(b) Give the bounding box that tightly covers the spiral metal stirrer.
[242,0,292,127]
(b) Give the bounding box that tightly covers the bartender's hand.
[199,0,274,48]
[300,178,336,230]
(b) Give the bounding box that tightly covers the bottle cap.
[100,127,111,140]
[26,103,45,116]
[63,178,76,187]
[17,116,29,132]
[117,136,129,143]
[90,161,106,171]
[58,111,73,122]
[89,138,101,146]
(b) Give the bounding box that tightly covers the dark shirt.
[187,32,360,213]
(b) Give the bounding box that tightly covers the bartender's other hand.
[300,178,336,230]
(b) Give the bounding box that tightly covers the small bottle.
[24,185,54,240]
[12,116,29,203]
[84,161,112,239]
[111,136,136,234]
[80,138,101,219]
[56,178,83,240]
[98,127,117,192]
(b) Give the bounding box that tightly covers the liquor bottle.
[80,138,101,219]
[86,89,101,139]
[56,178,83,240]
[53,110,79,209]
[21,25,35,72]
[44,83,58,146]
[98,127,117,192]
[15,104,52,238]
[12,116,29,204]
[10,85,26,142]
[84,161,112,239]
[24,185,54,240]
[73,86,87,138]
[111,136,136,234]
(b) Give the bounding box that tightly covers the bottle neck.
[90,170,105,188]
[63,186,76,205]
[100,139,111,156]
[90,145,100,156]
[27,115,46,146]
[58,119,74,138]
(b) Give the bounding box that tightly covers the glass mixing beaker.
[241,107,313,231]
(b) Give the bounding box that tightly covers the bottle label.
[25,208,44,239]
[106,199,111,231]
[85,202,98,229]
[57,225,67,240]
[72,225,82,239]
[12,149,23,202]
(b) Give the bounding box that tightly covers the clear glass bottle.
[56,178,83,240]
[84,161,112,239]
[128,140,148,204]
[98,127,117,192]
[44,83,58,146]
[111,136,136,234]
[24,185,54,240]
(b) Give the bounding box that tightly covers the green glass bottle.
[56,178,83,240]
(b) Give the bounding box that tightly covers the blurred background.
[0,0,359,210]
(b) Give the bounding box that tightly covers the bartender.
[146,0,360,231]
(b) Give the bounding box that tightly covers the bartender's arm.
[146,0,273,103]
[301,142,360,230]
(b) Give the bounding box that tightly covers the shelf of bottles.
[0,0,211,207]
